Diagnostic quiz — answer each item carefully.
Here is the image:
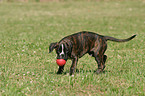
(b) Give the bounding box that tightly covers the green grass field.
[0,0,145,95]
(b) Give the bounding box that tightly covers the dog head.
[49,42,72,61]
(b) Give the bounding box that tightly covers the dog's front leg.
[57,65,65,74]
[69,57,78,75]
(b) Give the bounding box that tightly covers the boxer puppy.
[49,31,136,75]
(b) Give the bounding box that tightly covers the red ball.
[56,59,66,66]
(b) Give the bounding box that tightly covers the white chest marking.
[60,44,64,56]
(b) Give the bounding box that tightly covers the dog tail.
[104,34,136,42]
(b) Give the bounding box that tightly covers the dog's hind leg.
[95,54,104,74]
[94,40,107,74]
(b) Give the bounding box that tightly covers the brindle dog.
[49,31,136,75]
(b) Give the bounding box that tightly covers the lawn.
[0,0,145,95]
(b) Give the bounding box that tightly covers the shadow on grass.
[49,69,110,75]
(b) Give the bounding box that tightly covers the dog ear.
[49,42,58,53]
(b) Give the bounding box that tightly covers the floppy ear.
[49,42,58,53]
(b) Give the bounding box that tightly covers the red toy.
[56,59,66,66]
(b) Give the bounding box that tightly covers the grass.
[0,0,145,95]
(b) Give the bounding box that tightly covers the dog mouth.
[57,58,67,61]
[57,55,68,61]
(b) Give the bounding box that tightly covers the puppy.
[49,31,136,75]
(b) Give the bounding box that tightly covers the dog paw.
[96,69,103,74]
[57,71,63,74]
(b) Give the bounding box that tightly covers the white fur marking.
[60,44,64,56]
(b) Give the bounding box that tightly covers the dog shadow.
[49,69,108,75]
